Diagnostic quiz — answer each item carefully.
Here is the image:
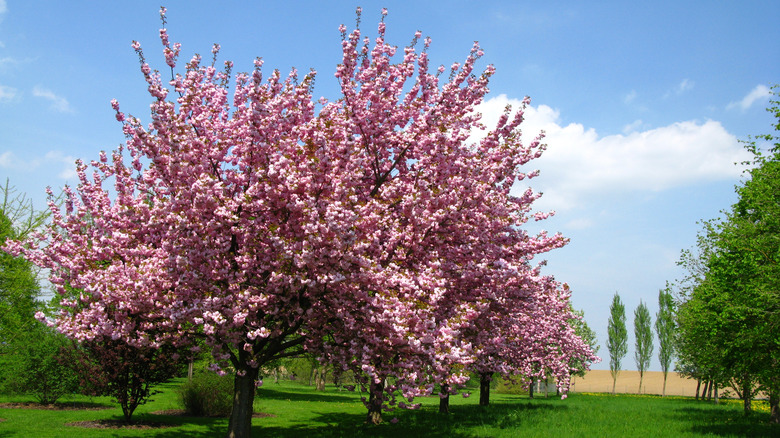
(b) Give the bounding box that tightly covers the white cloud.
[663,79,694,99]
[727,84,771,111]
[0,0,6,16]
[0,84,17,101]
[44,151,77,179]
[677,78,694,93]
[0,150,76,180]
[622,119,643,134]
[475,94,751,210]
[32,86,74,113]
[0,151,12,167]
[623,90,637,104]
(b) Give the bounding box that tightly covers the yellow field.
[571,370,701,396]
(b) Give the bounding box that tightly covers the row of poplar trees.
[606,290,675,397]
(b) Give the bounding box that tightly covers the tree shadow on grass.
[672,404,779,437]
[247,401,566,438]
[256,386,362,404]
[75,412,229,438]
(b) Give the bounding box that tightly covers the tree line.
[605,89,779,425]
[673,87,779,422]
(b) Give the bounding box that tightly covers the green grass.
[0,380,777,437]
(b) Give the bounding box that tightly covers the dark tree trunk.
[479,372,491,406]
[706,380,713,401]
[529,378,535,399]
[742,376,752,415]
[695,379,701,401]
[439,384,450,414]
[226,366,260,438]
[769,389,779,424]
[366,379,385,425]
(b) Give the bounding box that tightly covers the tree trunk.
[529,378,535,399]
[188,360,194,382]
[315,366,326,391]
[544,378,549,398]
[226,366,259,438]
[366,379,384,425]
[439,384,450,414]
[706,380,713,401]
[700,380,708,401]
[662,372,668,397]
[309,367,317,386]
[769,389,779,424]
[742,375,752,415]
[479,372,491,406]
[638,371,644,394]
[695,379,701,401]
[714,383,718,405]
[612,376,617,395]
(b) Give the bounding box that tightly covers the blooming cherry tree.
[6,7,589,436]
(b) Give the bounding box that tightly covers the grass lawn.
[0,379,777,437]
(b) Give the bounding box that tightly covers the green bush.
[179,370,234,417]
[0,323,79,404]
[492,375,530,395]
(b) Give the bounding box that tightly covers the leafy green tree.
[655,286,675,396]
[607,292,627,395]
[674,86,780,422]
[568,306,599,377]
[0,181,47,356]
[0,182,56,397]
[633,300,653,393]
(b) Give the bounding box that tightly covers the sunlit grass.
[0,379,777,437]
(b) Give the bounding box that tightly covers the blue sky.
[1,1,778,372]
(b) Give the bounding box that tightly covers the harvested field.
[571,370,701,396]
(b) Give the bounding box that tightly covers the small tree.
[655,286,675,396]
[634,300,653,393]
[70,339,187,422]
[607,292,627,395]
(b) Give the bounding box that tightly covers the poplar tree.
[655,286,675,396]
[607,292,627,395]
[634,300,653,393]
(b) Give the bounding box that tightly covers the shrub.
[68,339,188,422]
[0,323,79,404]
[179,371,234,417]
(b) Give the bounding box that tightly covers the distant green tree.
[607,292,628,395]
[655,286,675,396]
[634,301,653,393]
[568,306,599,377]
